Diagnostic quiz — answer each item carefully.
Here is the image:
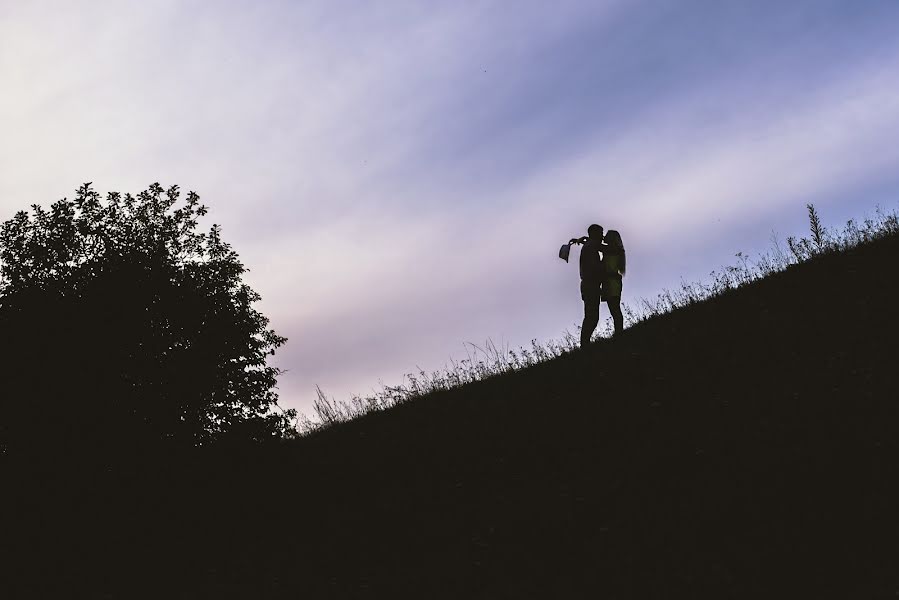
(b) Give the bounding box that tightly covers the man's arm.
[573,238,609,252]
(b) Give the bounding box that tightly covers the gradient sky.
[3,1,899,417]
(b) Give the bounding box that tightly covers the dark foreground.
[3,234,899,599]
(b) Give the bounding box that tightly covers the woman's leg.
[607,295,624,335]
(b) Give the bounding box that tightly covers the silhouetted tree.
[0,183,295,456]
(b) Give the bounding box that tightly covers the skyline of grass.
[304,202,899,432]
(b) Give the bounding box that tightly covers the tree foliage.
[0,183,295,455]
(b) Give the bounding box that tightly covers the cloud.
[3,1,899,413]
[267,40,899,410]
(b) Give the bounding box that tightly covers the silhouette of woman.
[571,224,606,347]
[602,230,626,336]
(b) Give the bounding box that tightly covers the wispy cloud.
[2,1,899,411]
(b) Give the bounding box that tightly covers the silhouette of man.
[570,224,606,347]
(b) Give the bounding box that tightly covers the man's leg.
[581,296,600,347]
[607,295,624,336]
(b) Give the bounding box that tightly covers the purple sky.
[3,1,899,416]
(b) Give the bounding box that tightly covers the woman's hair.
[605,230,626,275]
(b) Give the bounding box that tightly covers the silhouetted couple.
[568,224,626,347]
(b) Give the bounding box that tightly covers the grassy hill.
[4,228,899,598]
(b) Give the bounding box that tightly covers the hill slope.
[4,232,899,598]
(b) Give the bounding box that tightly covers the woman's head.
[605,230,623,249]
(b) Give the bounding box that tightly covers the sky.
[3,0,899,417]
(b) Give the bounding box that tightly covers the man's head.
[587,224,604,240]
